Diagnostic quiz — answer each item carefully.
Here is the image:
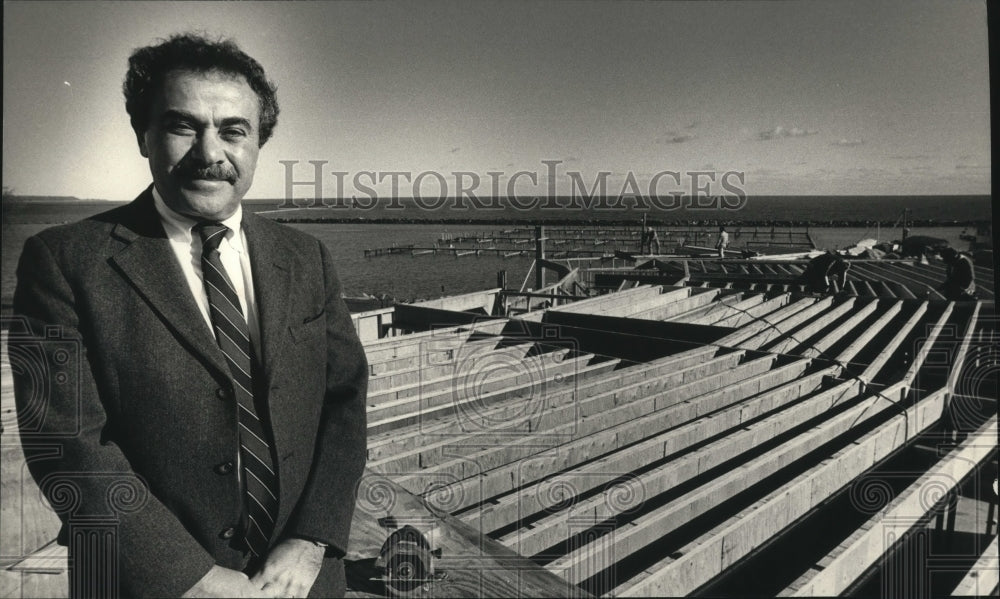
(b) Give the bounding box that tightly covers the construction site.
[2,224,997,598]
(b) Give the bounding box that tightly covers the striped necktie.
[195,222,279,559]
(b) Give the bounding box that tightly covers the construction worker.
[643,226,660,254]
[716,225,729,258]
[801,250,850,293]
[937,247,976,300]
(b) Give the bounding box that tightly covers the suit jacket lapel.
[242,213,292,385]
[109,189,232,380]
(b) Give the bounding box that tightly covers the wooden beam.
[693,292,767,326]
[631,289,722,322]
[346,470,588,598]
[365,358,625,464]
[835,300,903,366]
[785,416,997,597]
[476,363,835,535]
[615,386,949,597]
[663,291,745,324]
[799,298,882,358]
[901,302,955,388]
[550,285,662,314]
[367,351,595,435]
[951,535,999,597]
[364,346,721,462]
[396,355,779,504]
[547,379,909,584]
[707,293,789,328]
[765,297,859,355]
[367,341,529,398]
[714,297,821,348]
[945,302,982,402]
[737,296,837,350]
[861,301,928,381]
[500,368,855,556]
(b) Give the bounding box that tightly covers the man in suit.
[10,34,367,597]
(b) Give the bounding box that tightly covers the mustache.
[174,163,237,181]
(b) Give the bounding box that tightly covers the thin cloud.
[831,138,864,147]
[659,131,696,144]
[955,164,989,170]
[756,126,818,141]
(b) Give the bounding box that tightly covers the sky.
[2,0,991,201]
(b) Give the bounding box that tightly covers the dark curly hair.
[124,33,279,146]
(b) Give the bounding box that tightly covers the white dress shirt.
[152,188,261,358]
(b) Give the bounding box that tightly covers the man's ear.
[138,132,149,158]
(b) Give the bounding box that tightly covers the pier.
[364,224,817,260]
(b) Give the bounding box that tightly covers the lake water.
[1,197,988,310]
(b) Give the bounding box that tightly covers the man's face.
[140,69,261,221]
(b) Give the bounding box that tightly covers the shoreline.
[268,216,992,227]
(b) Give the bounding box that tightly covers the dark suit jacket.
[10,188,368,597]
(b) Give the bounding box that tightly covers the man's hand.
[250,538,325,598]
[182,565,269,598]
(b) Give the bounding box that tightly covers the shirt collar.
[152,186,245,253]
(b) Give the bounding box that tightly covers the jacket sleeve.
[11,234,216,597]
[282,239,368,557]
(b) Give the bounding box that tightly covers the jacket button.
[219,527,236,540]
[214,461,235,475]
[216,387,231,401]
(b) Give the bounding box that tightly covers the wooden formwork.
[339,273,996,597]
[2,271,995,598]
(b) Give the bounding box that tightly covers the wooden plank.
[473,365,838,534]
[549,285,661,314]
[544,380,910,583]
[367,341,532,398]
[632,289,722,322]
[397,356,782,505]
[370,352,742,474]
[760,298,860,357]
[6,540,66,573]
[367,352,595,435]
[663,291,745,324]
[835,300,903,366]
[708,293,790,329]
[499,370,855,556]
[1,403,63,572]
[901,302,955,387]
[609,288,695,318]
[364,346,720,462]
[346,471,587,598]
[799,298,881,358]
[366,343,554,405]
[787,416,997,596]
[714,297,820,348]
[615,387,949,597]
[945,302,982,397]
[951,535,999,597]
[694,293,768,327]
[891,281,918,299]
[737,296,836,350]
[861,301,928,381]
